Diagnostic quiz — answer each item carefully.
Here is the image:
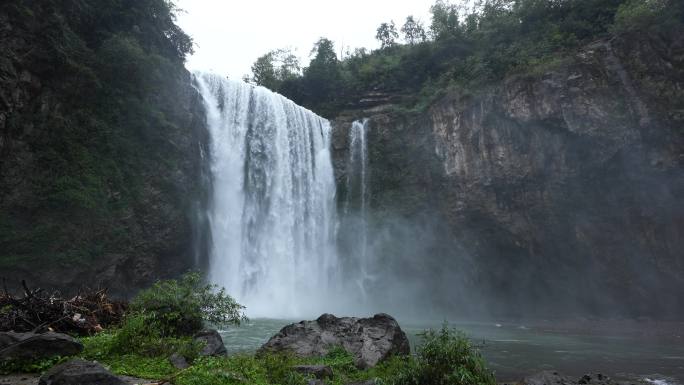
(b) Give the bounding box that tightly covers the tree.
[376,21,399,49]
[274,48,301,81]
[250,52,278,89]
[430,0,461,39]
[302,37,341,114]
[310,38,337,64]
[249,48,301,90]
[401,16,427,44]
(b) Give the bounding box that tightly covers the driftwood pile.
[0,280,127,336]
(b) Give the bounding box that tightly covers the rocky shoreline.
[2,313,679,385]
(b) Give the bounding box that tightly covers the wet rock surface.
[194,329,227,356]
[330,29,684,318]
[292,365,333,379]
[169,352,190,369]
[0,332,83,362]
[0,374,155,385]
[260,313,410,368]
[519,372,641,385]
[37,359,126,385]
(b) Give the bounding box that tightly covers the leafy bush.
[389,325,495,385]
[104,313,199,359]
[77,273,246,362]
[611,0,668,32]
[0,356,68,375]
[129,272,247,337]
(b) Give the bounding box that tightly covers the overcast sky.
[174,0,437,79]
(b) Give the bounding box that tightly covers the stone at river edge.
[259,313,410,369]
[194,329,227,356]
[520,371,632,385]
[0,332,83,362]
[38,359,126,385]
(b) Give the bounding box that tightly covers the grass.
[2,325,494,385]
[77,338,396,385]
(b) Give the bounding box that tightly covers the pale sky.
[175,0,436,79]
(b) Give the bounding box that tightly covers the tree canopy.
[248,0,683,118]
[376,21,400,48]
[402,16,427,45]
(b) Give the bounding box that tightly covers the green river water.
[218,318,684,383]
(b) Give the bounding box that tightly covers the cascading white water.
[342,119,372,300]
[194,72,338,318]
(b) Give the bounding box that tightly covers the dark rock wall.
[0,3,209,295]
[332,31,684,318]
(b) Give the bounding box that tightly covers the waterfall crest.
[195,73,338,318]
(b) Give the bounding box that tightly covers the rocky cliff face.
[0,3,209,294]
[332,30,684,318]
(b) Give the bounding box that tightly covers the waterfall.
[342,119,372,301]
[194,72,338,318]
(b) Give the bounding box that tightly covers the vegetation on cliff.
[248,0,682,117]
[0,0,204,288]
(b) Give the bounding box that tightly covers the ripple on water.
[644,377,679,385]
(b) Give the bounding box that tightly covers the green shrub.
[112,313,201,358]
[389,325,495,385]
[76,273,246,363]
[611,0,668,32]
[129,272,247,337]
[0,356,68,375]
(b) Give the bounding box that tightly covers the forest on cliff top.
[247,0,683,117]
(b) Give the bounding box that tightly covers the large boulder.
[194,329,227,356]
[0,332,83,362]
[259,313,410,368]
[38,359,126,385]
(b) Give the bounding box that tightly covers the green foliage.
[67,325,493,385]
[102,313,200,359]
[389,325,495,385]
[0,0,197,268]
[249,49,302,90]
[81,333,176,378]
[255,0,682,118]
[129,272,247,337]
[376,21,400,49]
[251,52,280,90]
[430,0,460,40]
[402,16,427,45]
[0,356,68,375]
[76,273,244,366]
[611,0,668,32]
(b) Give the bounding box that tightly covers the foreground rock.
[0,374,154,385]
[38,359,126,385]
[520,372,633,385]
[169,353,190,369]
[292,365,333,379]
[0,332,83,362]
[521,371,574,385]
[194,329,227,356]
[259,313,410,368]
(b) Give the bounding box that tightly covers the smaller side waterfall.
[341,119,372,300]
